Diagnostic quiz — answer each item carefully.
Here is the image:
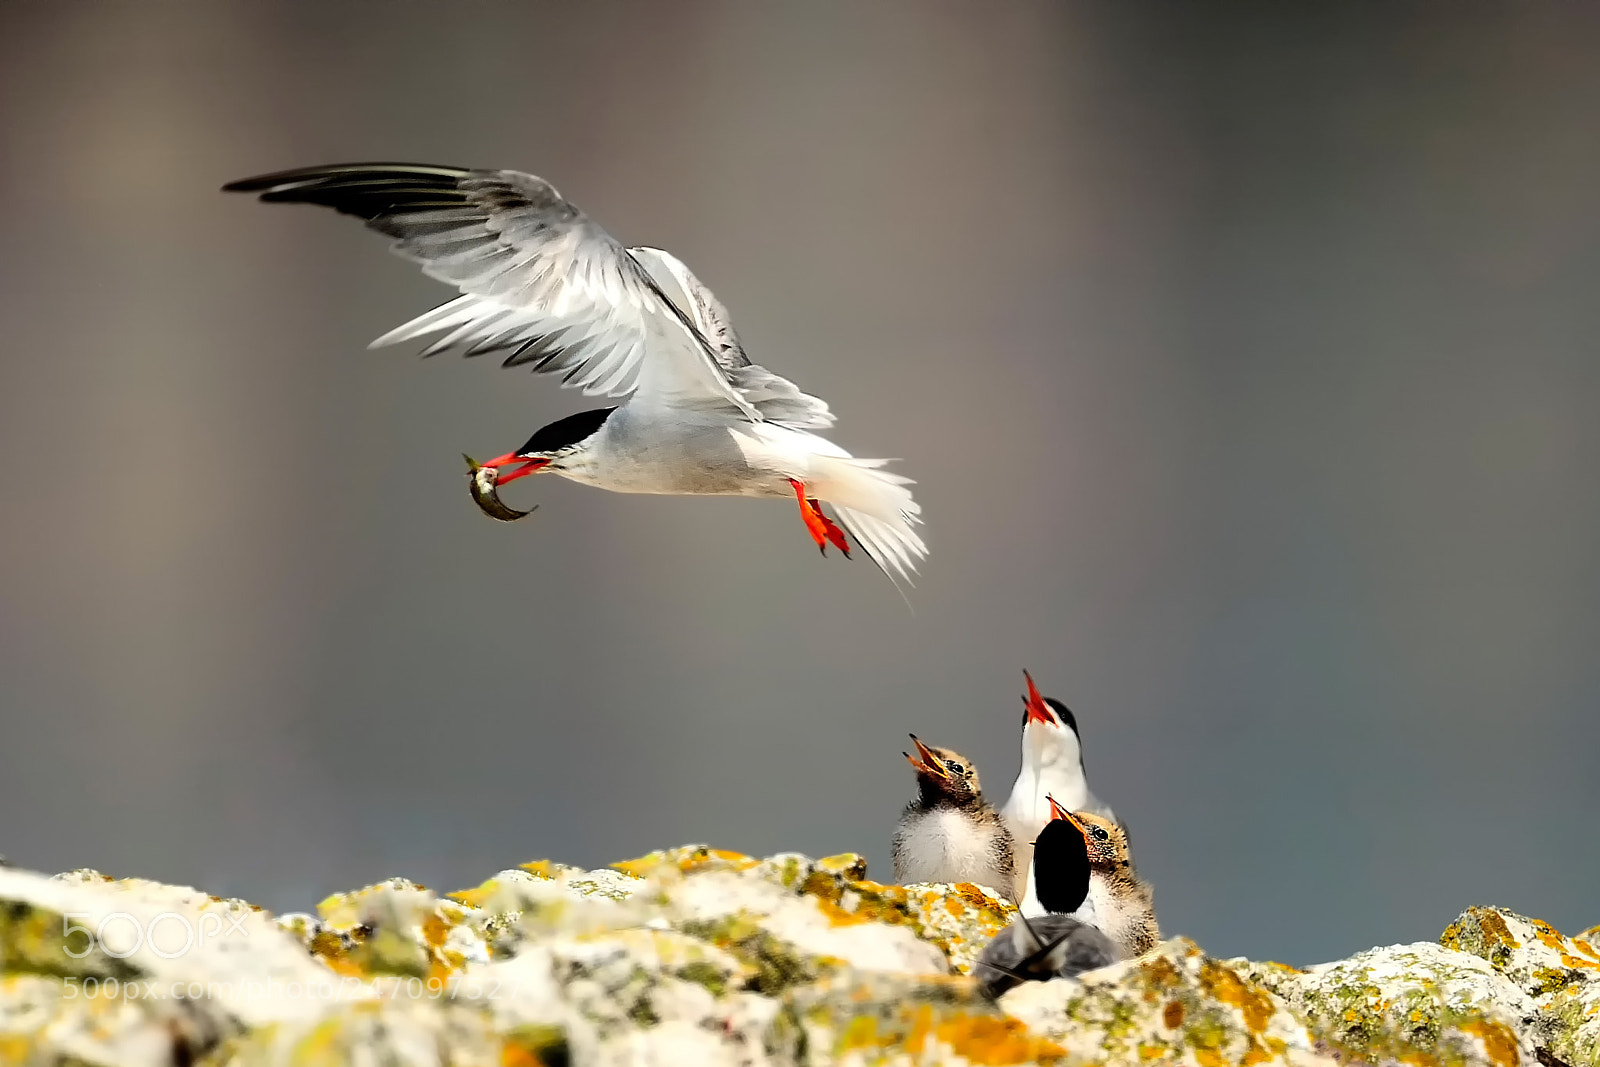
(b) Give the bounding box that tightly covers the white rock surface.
[1239,941,1538,1067]
[3,852,1596,1066]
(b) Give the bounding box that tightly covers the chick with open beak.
[891,735,1015,892]
[1061,802,1159,959]
[1012,794,1159,962]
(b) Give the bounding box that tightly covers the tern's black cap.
[1043,697,1079,737]
[516,406,616,456]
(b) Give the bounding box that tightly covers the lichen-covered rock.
[1003,937,1336,1065]
[1541,979,1600,1066]
[778,972,1067,1066]
[885,883,1016,976]
[0,867,348,1025]
[1436,907,1600,1067]
[3,853,1595,1065]
[0,866,367,1065]
[0,971,224,1067]
[1442,906,1600,999]
[1239,941,1537,1067]
[210,1000,522,1067]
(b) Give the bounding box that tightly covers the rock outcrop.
[1,848,1595,1065]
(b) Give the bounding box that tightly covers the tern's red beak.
[1022,669,1056,727]
[478,452,551,486]
[904,735,950,779]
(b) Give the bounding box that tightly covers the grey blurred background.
[1,0,1597,967]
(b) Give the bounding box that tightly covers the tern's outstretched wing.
[224,163,759,419]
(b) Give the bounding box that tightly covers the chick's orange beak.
[1046,794,1087,837]
[1022,669,1055,727]
[904,734,949,778]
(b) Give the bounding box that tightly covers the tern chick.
[973,811,1116,998]
[891,736,1014,892]
[1022,798,1158,960]
[1000,669,1115,902]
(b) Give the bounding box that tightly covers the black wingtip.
[221,162,473,196]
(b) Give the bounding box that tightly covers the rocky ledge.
[1,848,1597,1066]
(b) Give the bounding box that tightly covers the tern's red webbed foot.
[789,479,850,557]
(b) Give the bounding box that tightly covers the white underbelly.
[896,810,1004,889]
[560,420,797,497]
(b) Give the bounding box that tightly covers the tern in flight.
[225,163,925,586]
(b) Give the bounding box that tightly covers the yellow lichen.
[1135,955,1183,1002]
[686,849,757,872]
[900,1007,1067,1065]
[306,929,366,978]
[1256,959,1306,975]
[1529,919,1600,973]
[610,846,758,880]
[420,912,458,983]
[315,891,354,926]
[291,1014,354,1060]
[851,878,902,895]
[1459,1018,1520,1067]
[445,879,499,909]
[499,1025,567,1067]
[810,894,876,928]
[420,912,450,949]
[500,1046,545,1067]
[1474,910,1519,950]
[611,855,663,878]
[1240,1036,1274,1066]
[1199,959,1275,1033]
[838,1013,880,1049]
[816,853,869,880]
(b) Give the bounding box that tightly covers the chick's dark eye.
[947,763,965,776]
[1091,827,1110,841]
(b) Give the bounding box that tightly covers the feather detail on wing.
[627,247,835,430]
[223,163,758,418]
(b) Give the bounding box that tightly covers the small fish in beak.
[463,454,537,522]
